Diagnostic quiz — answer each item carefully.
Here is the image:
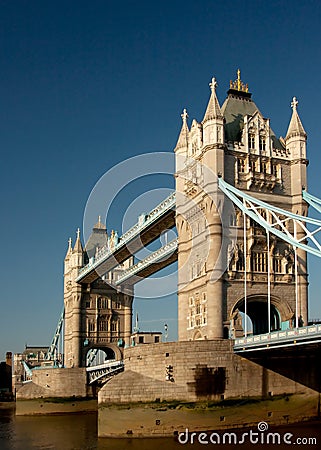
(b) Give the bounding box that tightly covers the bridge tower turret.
[175,77,226,341]
[64,229,84,368]
[175,70,309,341]
[286,97,309,325]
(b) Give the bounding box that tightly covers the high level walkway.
[76,193,175,284]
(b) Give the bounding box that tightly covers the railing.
[86,360,124,384]
[234,324,321,351]
[115,238,178,285]
[77,192,175,281]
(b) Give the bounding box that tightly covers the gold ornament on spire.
[230,69,249,93]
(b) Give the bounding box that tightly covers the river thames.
[0,407,320,449]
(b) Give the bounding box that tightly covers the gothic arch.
[230,294,294,336]
[192,330,203,340]
[83,343,122,367]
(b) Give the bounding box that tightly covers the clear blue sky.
[1,0,321,359]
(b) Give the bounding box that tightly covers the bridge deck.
[234,324,321,352]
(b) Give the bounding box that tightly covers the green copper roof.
[221,90,284,150]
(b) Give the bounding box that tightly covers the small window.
[249,134,255,149]
[154,336,160,343]
[238,158,245,173]
[274,257,282,273]
[251,251,268,272]
[139,336,144,344]
[259,136,266,152]
[86,301,91,308]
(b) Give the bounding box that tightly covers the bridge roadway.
[76,193,176,284]
[86,360,124,384]
[234,324,321,352]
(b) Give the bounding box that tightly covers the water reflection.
[0,408,320,450]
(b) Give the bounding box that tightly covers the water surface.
[0,408,320,449]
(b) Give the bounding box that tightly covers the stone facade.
[174,72,308,341]
[99,341,310,405]
[98,341,319,437]
[16,367,87,399]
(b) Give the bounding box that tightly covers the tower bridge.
[18,71,321,408]
[60,70,319,367]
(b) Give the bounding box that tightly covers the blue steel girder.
[45,308,64,361]
[302,190,321,215]
[86,348,98,366]
[218,178,321,258]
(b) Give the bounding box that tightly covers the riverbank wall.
[98,340,320,437]
[15,367,97,415]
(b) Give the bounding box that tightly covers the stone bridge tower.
[63,220,133,368]
[174,71,308,341]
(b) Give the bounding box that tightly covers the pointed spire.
[202,76,223,122]
[175,108,190,150]
[286,97,307,140]
[65,237,72,259]
[73,228,83,253]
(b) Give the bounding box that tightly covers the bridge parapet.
[86,360,124,384]
[234,324,321,352]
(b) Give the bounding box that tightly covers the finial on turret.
[286,95,306,140]
[230,69,249,93]
[181,108,188,123]
[209,77,218,93]
[291,96,298,111]
[76,228,80,239]
[98,215,101,224]
[68,237,72,249]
